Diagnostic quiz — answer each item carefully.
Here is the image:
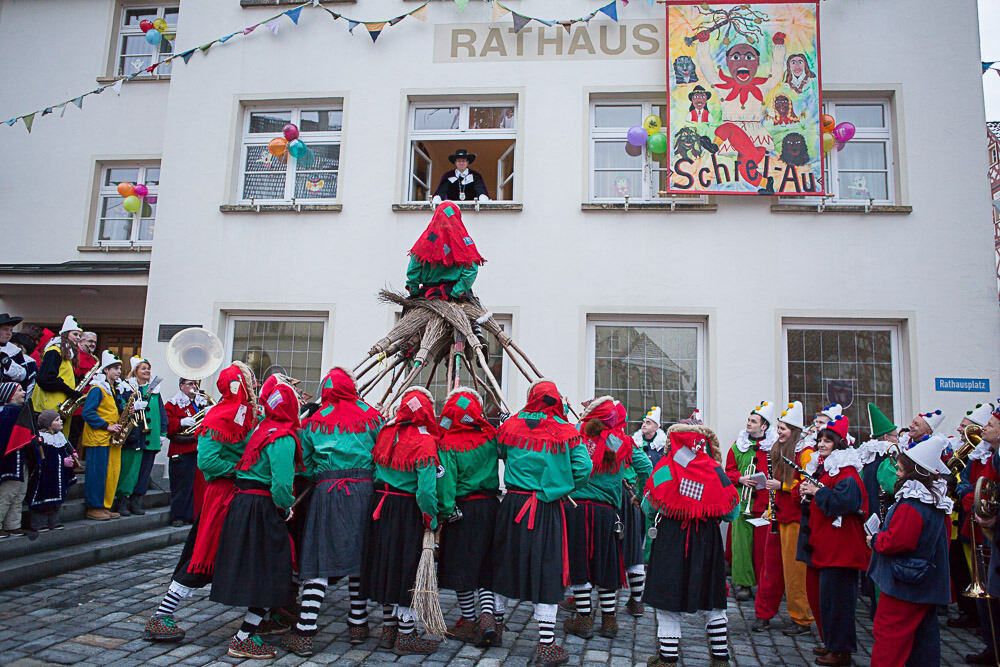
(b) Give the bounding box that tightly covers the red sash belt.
[325,478,368,496]
[372,489,415,520]
[459,492,495,502]
[508,490,571,587]
[239,488,272,497]
[187,478,237,575]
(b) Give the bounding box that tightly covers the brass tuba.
[948,424,984,474]
[166,328,227,436]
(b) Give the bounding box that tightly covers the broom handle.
[369,358,407,404]
[358,355,402,396]
[498,341,536,383]
[423,355,443,390]
[508,340,544,378]
[459,353,484,397]
[460,354,505,410]
[474,347,511,414]
[384,362,424,410]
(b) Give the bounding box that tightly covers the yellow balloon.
[152,17,168,32]
[643,114,662,135]
[822,132,836,153]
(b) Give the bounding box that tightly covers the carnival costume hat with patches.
[304,367,384,436]
[901,433,951,475]
[778,401,806,431]
[98,350,122,371]
[580,396,634,475]
[966,403,996,428]
[917,409,945,433]
[820,414,850,442]
[237,376,303,472]
[59,315,82,335]
[439,387,496,453]
[497,378,581,454]
[198,363,255,444]
[409,201,486,267]
[643,424,737,522]
[129,355,150,374]
[373,387,440,471]
[820,403,843,420]
[642,406,662,427]
[752,400,776,426]
[867,402,897,439]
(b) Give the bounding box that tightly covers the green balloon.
[122,195,141,213]
[647,132,667,154]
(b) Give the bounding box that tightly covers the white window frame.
[781,321,904,429]
[589,100,708,204]
[585,316,707,426]
[94,163,160,247]
[991,144,999,168]
[225,314,328,390]
[406,100,518,203]
[115,4,178,78]
[238,105,343,204]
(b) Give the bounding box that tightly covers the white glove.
[133,399,148,410]
[193,394,208,408]
[160,436,170,448]
[180,416,196,427]
[431,195,442,206]
[478,194,490,202]
[4,360,25,382]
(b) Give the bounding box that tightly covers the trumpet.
[948,424,984,474]
[57,365,100,421]
[739,459,756,517]
[180,391,216,437]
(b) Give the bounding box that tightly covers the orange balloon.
[116,182,134,197]
[268,137,288,157]
[821,114,836,133]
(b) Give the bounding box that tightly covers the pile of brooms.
[350,290,564,639]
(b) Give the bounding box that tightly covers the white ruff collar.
[40,431,68,447]
[633,429,667,451]
[808,447,863,477]
[734,428,777,453]
[90,373,114,395]
[857,439,892,465]
[969,441,994,464]
[796,431,816,453]
[170,390,191,408]
[895,479,954,513]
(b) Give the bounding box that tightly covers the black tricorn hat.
[448,149,476,164]
[688,85,712,101]
[0,313,23,327]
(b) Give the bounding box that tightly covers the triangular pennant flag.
[366,21,386,42]
[72,96,84,109]
[558,21,573,32]
[21,113,34,133]
[243,25,257,35]
[59,103,68,118]
[984,61,997,74]
[219,32,236,43]
[455,0,469,10]
[6,402,38,453]
[113,79,124,95]
[410,4,429,22]
[267,20,280,35]
[996,69,1000,79]
[492,2,510,20]
[511,12,531,33]
[598,1,618,21]
[199,40,217,52]
[5,118,17,126]
[181,49,196,63]
[536,18,555,27]
[622,0,629,5]
[389,15,406,26]
[285,6,303,24]
[348,20,360,33]
[145,62,160,73]
[41,107,53,116]
[92,85,104,95]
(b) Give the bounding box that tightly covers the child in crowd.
[0,382,29,537]
[27,410,77,531]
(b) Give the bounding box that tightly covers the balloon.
[287,139,308,159]
[822,132,836,153]
[162,32,175,42]
[643,114,662,135]
[282,124,299,141]
[833,121,856,143]
[835,141,846,152]
[145,29,162,46]
[624,143,643,157]
[116,182,134,197]
[146,195,157,205]
[152,17,168,32]
[133,184,148,198]
[139,20,154,33]
[626,126,647,147]
[122,195,141,213]
[268,137,288,157]
[647,132,668,154]
[141,202,154,218]
[821,114,836,133]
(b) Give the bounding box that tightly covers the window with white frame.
[590,100,705,203]
[230,317,326,390]
[587,318,705,432]
[115,5,177,77]
[991,144,999,169]
[239,107,342,203]
[407,100,517,202]
[94,164,159,246]
[784,323,903,442]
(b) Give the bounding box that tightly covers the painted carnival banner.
[665,1,823,196]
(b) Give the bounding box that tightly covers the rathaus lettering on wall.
[433,21,663,62]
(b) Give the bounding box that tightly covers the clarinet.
[780,454,825,509]
[765,449,779,534]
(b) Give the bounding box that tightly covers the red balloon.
[282,124,299,141]
[139,19,154,33]
[133,184,149,198]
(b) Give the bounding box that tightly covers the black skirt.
[300,469,374,580]
[643,515,726,613]
[209,482,295,608]
[172,516,210,589]
[360,486,424,608]
[492,490,567,605]
[439,494,499,592]
[565,500,623,590]
[621,487,645,569]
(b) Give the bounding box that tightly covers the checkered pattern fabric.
[678,477,704,500]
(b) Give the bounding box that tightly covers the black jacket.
[433,169,489,201]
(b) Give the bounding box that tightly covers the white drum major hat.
[778,401,805,430]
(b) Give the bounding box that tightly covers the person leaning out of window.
[431,149,490,206]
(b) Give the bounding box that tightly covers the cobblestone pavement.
[0,542,982,666]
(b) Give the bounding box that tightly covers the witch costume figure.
[642,423,740,666]
[405,200,485,302]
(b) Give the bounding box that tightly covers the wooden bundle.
[412,528,447,638]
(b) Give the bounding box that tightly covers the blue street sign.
[935,378,991,392]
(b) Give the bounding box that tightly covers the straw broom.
[412,528,447,638]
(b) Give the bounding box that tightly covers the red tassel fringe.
[497,430,581,455]
[305,411,384,436]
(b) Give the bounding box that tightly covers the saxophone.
[57,365,100,421]
[109,388,139,447]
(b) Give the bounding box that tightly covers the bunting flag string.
[985,61,999,74]
[5,0,633,132]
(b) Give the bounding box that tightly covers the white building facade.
[1,0,998,444]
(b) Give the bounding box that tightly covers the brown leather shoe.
[600,613,618,638]
[625,598,645,617]
[562,613,594,639]
[813,646,830,657]
[107,510,121,518]
[815,651,851,666]
[86,509,110,521]
[446,617,478,643]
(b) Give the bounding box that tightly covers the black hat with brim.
[688,85,712,101]
[0,313,23,327]
[448,149,476,164]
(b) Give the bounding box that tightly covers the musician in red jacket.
[797,415,869,667]
[164,378,208,525]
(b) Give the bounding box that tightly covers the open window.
[407,101,517,203]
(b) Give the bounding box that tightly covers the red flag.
[7,401,38,453]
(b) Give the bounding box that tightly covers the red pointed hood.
[372,388,440,471]
[236,378,303,472]
[439,387,496,453]
[303,367,384,435]
[198,364,255,443]
[580,396,634,475]
[408,201,486,267]
[497,379,582,454]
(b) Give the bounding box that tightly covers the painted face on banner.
[789,54,807,77]
[726,44,760,81]
[692,92,707,110]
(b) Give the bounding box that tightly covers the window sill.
[392,202,523,212]
[219,203,343,213]
[97,75,171,84]
[581,201,718,212]
[770,203,912,214]
[78,244,152,253]
[240,0,354,5]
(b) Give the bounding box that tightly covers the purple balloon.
[835,141,846,152]
[625,142,643,157]
[832,121,856,143]
[133,184,148,198]
[283,124,299,141]
[626,126,647,147]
